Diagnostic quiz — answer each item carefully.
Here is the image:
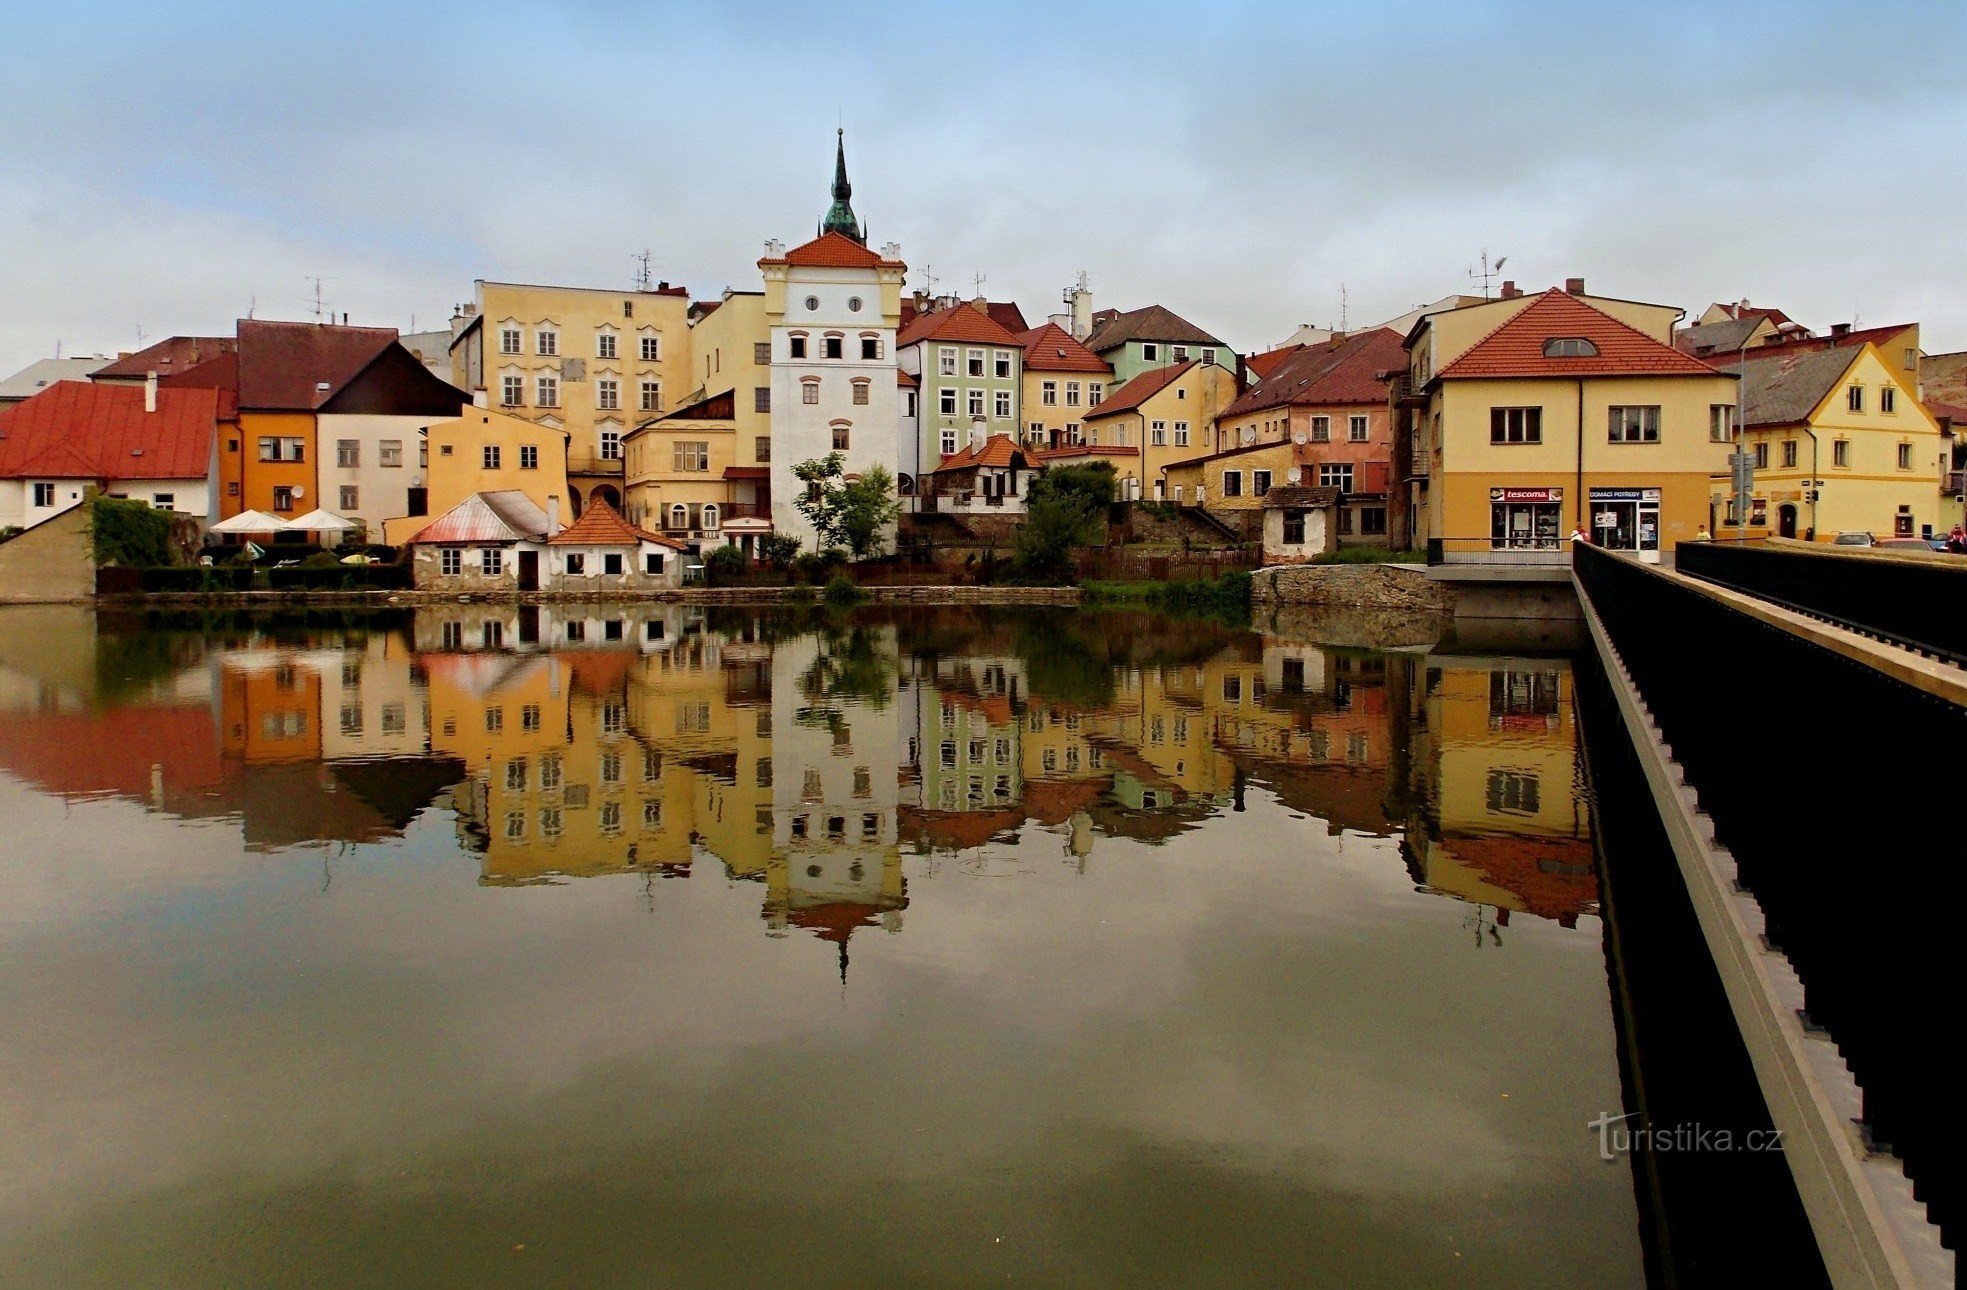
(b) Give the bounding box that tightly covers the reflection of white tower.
[769,626,906,978]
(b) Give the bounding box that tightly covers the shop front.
[1590,487,1661,562]
[1489,486,1564,551]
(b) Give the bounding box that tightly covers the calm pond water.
[0,602,1639,1286]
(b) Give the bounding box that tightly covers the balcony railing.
[1945,471,1964,497]
[1391,372,1430,408]
[719,503,771,522]
[1426,536,1573,567]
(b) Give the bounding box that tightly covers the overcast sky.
[3,0,1963,375]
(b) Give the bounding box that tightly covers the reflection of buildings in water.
[1405,658,1597,928]
[411,604,706,655]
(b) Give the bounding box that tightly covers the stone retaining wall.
[1251,563,1453,614]
[95,583,1083,609]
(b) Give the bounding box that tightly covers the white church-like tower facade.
[757,131,906,551]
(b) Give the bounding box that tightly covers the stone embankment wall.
[94,584,1083,609]
[1251,564,1453,614]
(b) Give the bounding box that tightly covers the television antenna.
[305,276,331,321]
[972,271,986,298]
[1468,252,1508,300]
[919,263,937,296]
[1339,282,1349,333]
[631,249,656,292]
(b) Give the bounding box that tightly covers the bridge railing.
[1676,539,1967,664]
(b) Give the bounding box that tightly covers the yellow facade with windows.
[381,408,570,544]
[1712,344,1945,541]
[622,402,743,544]
[1084,363,1238,501]
[1020,365,1109,450]
[1162,440,1302,511]
[461,281,693,514]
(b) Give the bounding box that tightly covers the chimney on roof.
[547,496,561,537]
[970,416,987,451]
[1564,277,1586,296]
[969,297,990,315]
[1499,280,1521,300]
[1830,322,1852,338]
[144,370,157,413]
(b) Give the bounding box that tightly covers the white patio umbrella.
[287,508,356,531]
[208,509,290,534]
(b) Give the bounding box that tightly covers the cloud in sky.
[1,0,1962,374]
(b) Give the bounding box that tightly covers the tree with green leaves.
[1013,461,1117,582]
[792,453,901,560]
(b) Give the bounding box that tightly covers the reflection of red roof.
[1439,290,1722,380]
[0,704,224,804]
[1016,322,1111,374]
[1438,835,1597,927]
[0,381,219,480]
[899,805,1025,851]
[762,231,905,270]
[1023,777,1104,825]
[563,649,637,696]
[1084,360,1198,419]
[548,496,686,549]
[942,687,1015,726]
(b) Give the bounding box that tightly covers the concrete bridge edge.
[1575,567,1951,1290]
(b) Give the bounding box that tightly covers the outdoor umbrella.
[208,510,290,534]
[287,508,356,532]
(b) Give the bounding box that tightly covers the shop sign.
[1589,487,1662,502]
[1492,487,1561,503]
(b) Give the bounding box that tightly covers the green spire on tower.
[820,128,864,245]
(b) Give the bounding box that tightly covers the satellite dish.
[1287,466,1303,485]
[1292,430,1307,444]
[1241,428,1256,444]
[293,485,305,498]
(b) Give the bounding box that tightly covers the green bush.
[822,573,864,605]
[759,532,802,571]
[1313,546,1427,565]
[91,496,176,567]
[705,544,748,584]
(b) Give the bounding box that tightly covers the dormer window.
[1543,337,1598,358]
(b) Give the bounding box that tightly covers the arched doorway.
[591,484,622,512]
[1778,503,1798,539]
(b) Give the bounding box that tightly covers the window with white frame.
[639,380,661,411]
[535,329,557,356]
[1252,469,1271,496]
[1311,415,1331,442]
[861,336,881,360]
[337,439,359,468]
[1173,345,1188,361]
[1320,463,1354,490]
[380,440,403,467]
[1065,381,1080,407]
[967,388,984,417]
[1847,385,1864,413]
[1490,407,1542,444]
[596,378,619,410]
[938,346,957,376]
[500,327,521,355]
[481,548,503,575]
[1222,470,1243,497]
[1882,386,1897,413]
[565,553,586,575]
[1087,384,1103,406]
[640,335,660,362]
[1349,415,1369,442]
[994,352,1012,378]
[941,428,958,455]
[822,335,843,359]
[673,441,708,471]
[536,375,558,407]
[802,379,820,405]
[939,388,957,416]
[1042,381,1058,406]
[967,349,985,377]
[1150,420,1167,446]
[1141,343,1159,361]
[339,486,358,510]
[502,375,523,406]
[441,548,461,576]
[600,428,621,460]
[31,483,55,507]
[596,332,617,359]
[1174,420,1189,446]
[1898,442,1914,470]
[1833,439,1850,467]
[994,390,1012,418]
[789,334,807,359]
[1607,405,1660,443]
[1710,404,1735,441]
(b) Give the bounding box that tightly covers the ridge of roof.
[236,319,401,410]
[0,380,219,480]
[92,336,236,380]
[1083,360,1198,419]
[1014,322,1111,374]
[1713,345,1866,428]
[761,231,905,270]
[1081,304,1226,354]
[934,433,1026,472]
[1221,329,1404,418]
[897,303,1024,350]
[1436,290,1722,380]
[547,496,686,548]
[411,490,549,544]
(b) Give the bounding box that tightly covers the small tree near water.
[1013,461,1117,582]
[792,453,900,560]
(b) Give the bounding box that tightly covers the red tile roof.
[92,336,236,380]
[1083,360,1197,419]
[236,320,400,410]
[896,303,1024,350]
[410,490,549,544]
[0,380,219,480]
[158,350,240,419]
[762,231,904,270]
[897,369,918,388]
[1016,322,1111,375]
[1728,321,1918,364]
[900,299,1027,335]
[934,433,1026,473]
[1244,344,1307,379]
[1436,290,1723,380]
[1222,328,1405,418]
[548,496,685,548]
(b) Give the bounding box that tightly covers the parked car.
[1875,537,1938,553]
[1831,532,1876,547]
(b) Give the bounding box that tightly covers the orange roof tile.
[761,231,905,270]
[935,433,1027,473]
[1437,290,1723,380]
[1222,328,1405,417]
[1084,360,1197,419]
[1244,344,1307,379]
[897,304,1024,351]
[548,496,687,548]
[0,380,219,480]
[1016,322,1112,374]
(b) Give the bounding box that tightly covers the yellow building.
[1714,342,1945,540]
[1015,321,1111,451]
[451,280,694,517]
[1402,285,1737,560]
[382,408,570,544]
[1080,359,1238,502]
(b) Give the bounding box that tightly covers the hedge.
[265,565,412,591]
